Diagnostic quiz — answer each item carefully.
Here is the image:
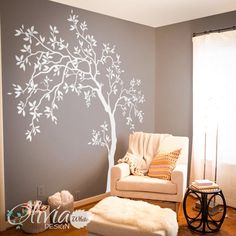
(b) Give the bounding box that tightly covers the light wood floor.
[1,200,236,236]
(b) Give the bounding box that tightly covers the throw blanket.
[118,132,171,175]
[89,196,178,236]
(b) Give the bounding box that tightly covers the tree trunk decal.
[10,10,145,191]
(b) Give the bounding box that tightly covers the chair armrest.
[111,163,130,194]
[171,164,187,183]
[111,163,130,180]
[171,164,188,201]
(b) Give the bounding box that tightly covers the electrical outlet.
[37,185,45,197]
[74,190,80,201]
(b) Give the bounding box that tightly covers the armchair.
[111,133,189,212]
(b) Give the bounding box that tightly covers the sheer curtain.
[191,30,236,207]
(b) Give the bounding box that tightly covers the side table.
[183,185,226,233]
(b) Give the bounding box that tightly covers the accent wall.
[1,0,156,210]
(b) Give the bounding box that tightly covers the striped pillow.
[147,149,181,180]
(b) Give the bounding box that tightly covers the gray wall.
[1,0,155,210]
[155,11,236,166]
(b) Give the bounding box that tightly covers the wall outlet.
[37,184,45,197]
[74,190,80,201]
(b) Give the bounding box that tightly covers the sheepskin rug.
[89,196,178,236]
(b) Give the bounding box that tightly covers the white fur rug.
[89,196,178,236]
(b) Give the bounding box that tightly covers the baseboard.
[74,192,110,208]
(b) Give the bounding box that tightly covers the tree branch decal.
[10,10,145,191]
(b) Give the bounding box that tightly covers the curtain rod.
[193,26,236,37]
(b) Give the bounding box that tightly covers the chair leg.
[176,202,180,221]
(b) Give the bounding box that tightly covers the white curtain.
[191,30,236,207]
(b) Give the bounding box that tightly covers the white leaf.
[15,55,21,62]
[15,29,21,36]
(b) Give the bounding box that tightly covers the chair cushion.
[116,175,177,194]
[147,149,181,180]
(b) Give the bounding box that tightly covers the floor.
[1,199,236,236]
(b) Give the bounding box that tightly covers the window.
[191,30,236,207]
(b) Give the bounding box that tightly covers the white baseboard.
[74,192,110,208]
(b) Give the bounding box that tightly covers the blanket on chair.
[118,132,171,175]
[89,196,178,236]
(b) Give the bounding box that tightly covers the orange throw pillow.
[148,149,181,180]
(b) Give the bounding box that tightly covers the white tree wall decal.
[11,10,145,191]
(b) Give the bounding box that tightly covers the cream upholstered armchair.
[111,133,189,211]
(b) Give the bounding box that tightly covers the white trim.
[74,192,110,209]
[0,18,6,232]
